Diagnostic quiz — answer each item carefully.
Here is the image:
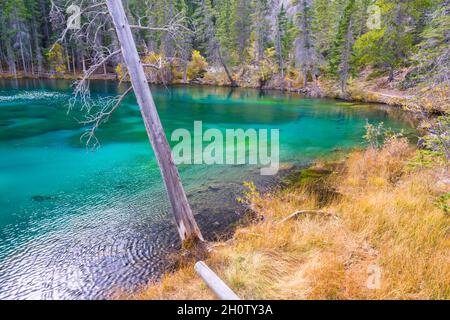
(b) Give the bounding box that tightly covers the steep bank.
[134,137,450,300]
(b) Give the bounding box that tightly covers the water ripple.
[0,91,69,105]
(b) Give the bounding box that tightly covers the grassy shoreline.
[134,137,449,300]
[3,72,448,299]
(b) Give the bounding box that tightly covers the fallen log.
[280,210,338,223]
[195,261,240,300]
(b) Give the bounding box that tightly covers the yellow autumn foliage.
[46,43,67,75]
[115,63,125,81]
[187,50,208,81]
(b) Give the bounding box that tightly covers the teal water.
[0,79,416,299]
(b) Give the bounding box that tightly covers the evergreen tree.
[294,0,319,86]
[234,0,253,64]
[329,0,356,78]
[216,0,238,64]
[353,0,435,82]
[252,0,271,63]
[412,0,449,86]
[0,0,446,92]
[192,0,217,61]
[275,3,295,80]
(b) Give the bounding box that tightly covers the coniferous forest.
[0,0,449,301]
[0,0,448,110]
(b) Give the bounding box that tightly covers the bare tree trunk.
[303,70,308,88]
[388,65,394,82]
[183,60,188,83]
[216,45,237,87]
[106,0,204,244]
[19,39,27,74]
[32,20,44,75]
[63,40,71,73]
[81,52,86,73]
[340,21,353,94]
[275,27,284,86]
[29,44,35,75]
[72,47,76,76]
[5,40,16,76]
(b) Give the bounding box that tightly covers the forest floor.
[134,137,450,300]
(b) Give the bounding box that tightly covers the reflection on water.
[0,79,416,299]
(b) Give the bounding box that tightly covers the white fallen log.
[195,261,240,300]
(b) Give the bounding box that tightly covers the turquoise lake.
[0,79,416,299]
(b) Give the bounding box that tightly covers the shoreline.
[135,138,450,300]
[125,162,307,298]
[0,74,441,299]
[1,72,443,115]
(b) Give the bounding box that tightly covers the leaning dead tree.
[50,0,204,247]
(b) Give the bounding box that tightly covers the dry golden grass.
[134,138,450,300]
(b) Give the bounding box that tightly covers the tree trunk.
[19,39,27,74]
[216,45,237,87]
[183,60,188,83]
[64,41,71,73]
[82,52,86,73]
[72,47,76,76]
[275,17,285,89]
[106,0,204,244]
[5,40,16,76]
[339,21,353,94]
[388,66,394,82]
[39,0,50,46]
[303,69,308,88]
[163,0,175,57]
[30,13,44,75]
[29,44,35,75]
[33,25,44,74]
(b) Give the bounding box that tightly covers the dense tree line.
[0,0,448,93]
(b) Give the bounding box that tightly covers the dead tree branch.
[80,86,133,149]
[280,210,339,224]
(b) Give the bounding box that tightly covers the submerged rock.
[31,195,56,202]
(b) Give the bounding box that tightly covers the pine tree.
[234,0,252,64]
[192,0,217,61]
[252,0,271,63]
[294,0,319,86]
[329,0,356,77]
[192,0,236,86]
[352,0,435,82]
[0,0,446,92]
[216,0,238,64]
[412,0,450,86]
[275,4,293,80]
